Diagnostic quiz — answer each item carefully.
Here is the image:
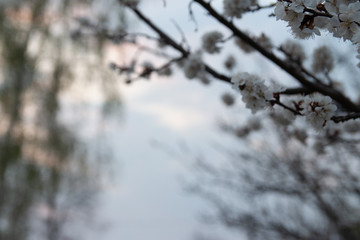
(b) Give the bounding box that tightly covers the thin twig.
[192,0,360,112]
[131,7,232,83]
[331,113,360,123]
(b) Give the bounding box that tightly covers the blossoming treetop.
[107,0,360,133]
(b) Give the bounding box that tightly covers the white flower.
[312,46,334,73]
[255,33,273,51]
[248,117,262,131]
[313,140,326,154]
[343,120,360,133]
[324,1,338,15]
[223,0,252,18]
[274,2,287,20]
[281,40,306,63]
[224,55,236,70]
[339,2,360,23]
[221,93,235,106]
[292,129,308,144]
[183,53,204,79]
[291,24,321,39]
[314,17,330,29]
[300,94,337,129]
[270,99,297,126]
[201,31,224,54]
[274,0,360,42]
[352,28,360,44]
[275,2,299,22]
[288,2,304,14]
[231,72,273,113]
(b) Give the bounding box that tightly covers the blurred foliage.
[190,114,360,240]
[0,0,125,239]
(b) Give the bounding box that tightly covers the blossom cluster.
[270,99,297,126]
[300,94,337,129]
[274,0,360,43]
[201,31,224,54]
[311,45,334,73]
[280,40,306,63]
[231,72,273,113]
[235,32,273,53]
[231,73,338,128]
[223,0,258,18]
[182,53,205,79]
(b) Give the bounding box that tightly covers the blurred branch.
[331,113,360,123]
[130,7,232,83]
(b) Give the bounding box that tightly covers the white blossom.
[312,46,334,73]
[275,2,298,22]
[201,31,224,54]
[281,40,306,63]
[221,93,235,106]
[248,117,262,131]
[343,120,360,133]
[313,140,326,154]
[352,29,360,44]
[198,73,211,85]
[292,129,308,144]
[223,0,252,18]
[274,0,360,41]
[231,73,273,113]
[339,2,360,23]
[255,33,273,51]
[224,55,236,70]
[183,53,204,79]
[270,100,297,126]
[300,94,337,129]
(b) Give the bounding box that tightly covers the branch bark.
[131,7,232,84]
[192,0,360,112]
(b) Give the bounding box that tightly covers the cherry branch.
[192,0,360,112]
[131,7,232,83]
[124,2,360,123]
[270,99,301,116]
[282,87,314,95]
[331,113,360,123]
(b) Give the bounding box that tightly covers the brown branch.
[192,0,360,112]
[304,7,332,18]
[331,113,360,123]
[278,46,325,85]
[132,8,188,56]
[131,7,232,84]
[281,87,314,95]
[128,1,360,115]
[270,99,301,116]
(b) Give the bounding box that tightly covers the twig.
[131,7,232,83]
[331,113,360,123]
[192,0,360,112]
